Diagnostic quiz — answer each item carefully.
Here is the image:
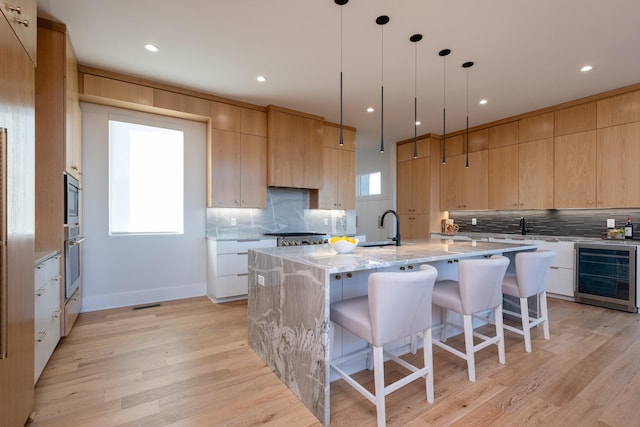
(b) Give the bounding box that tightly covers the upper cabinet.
[518,137,553,209]
[266,105,324,189]
[397,137,431,239]
[1,0,36,64]
[554,130,597,208]
[440,133,487,211]
[518,112,554,143]
[314,123,356,210]
[208,104,267,208]
[597,121,640,208]
[35,19,81,252]
[597,90,640,128]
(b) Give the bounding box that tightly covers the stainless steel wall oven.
[64,226,85,299]
[575,243,637,313]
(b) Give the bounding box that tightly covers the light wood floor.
[31,296,640,426]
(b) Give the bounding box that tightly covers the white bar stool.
[502,250,556,352]
[330,266,438,427]
[427,256,510,382]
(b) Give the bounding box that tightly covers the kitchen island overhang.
[247,239,537,426]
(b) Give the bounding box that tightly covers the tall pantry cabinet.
[0,1,37,425]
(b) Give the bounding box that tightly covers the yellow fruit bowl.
[330,237,359,254]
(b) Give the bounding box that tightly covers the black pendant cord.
[463,61,474,168]
[380,85,384,152]
[377,15,389,153]
[336,0,348,145]
[439,49,451,164]
[410,33,422,159]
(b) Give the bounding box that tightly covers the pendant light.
[335,0,348,145]
[410,34,422,159]
[376,15,389,153]
[462,61,474,168]
[439,48,451,164]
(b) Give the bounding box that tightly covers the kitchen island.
[247,238,537,425]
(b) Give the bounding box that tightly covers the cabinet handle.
[53,310,62,319]
[346,273,352,278]
[36,263,45,270]
[16,18,29,27]
[236,273,248,277]
[335,274,341,280]
[54,254,62,260]
[408,265,414,270]
[400,266,406,270]
[8,5,22,14]
[36,286,47,297]
[550,266,559,270]
[35,331,47,343]
[236,252,248,255]
[54,274,62,282]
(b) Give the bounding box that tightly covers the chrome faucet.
[380,209,401,246]
[519,217,530,235]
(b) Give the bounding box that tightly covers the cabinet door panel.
[337,149,355,209]
[518,138,553,209]
[554,131,596,208]
[240,134,267,208]
[413,157,430,214]
[210,130,241,207]
[463,150,488,210]
[397,161,413,214]
[597,122,640,208]
[489,145,519,210]
[440,155,464,210]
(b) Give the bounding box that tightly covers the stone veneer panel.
[247,250,330,425]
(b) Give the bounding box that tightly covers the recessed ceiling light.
[479,99,488,105]
[144,44,159,53]
[581,65,593,72]
[256,75,267,82]
[367,107,374,113]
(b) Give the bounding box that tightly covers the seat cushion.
[502,273,519,297]
[330,295,373,343]
[432,280,463,313]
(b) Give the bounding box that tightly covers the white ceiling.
[36,0,640,151]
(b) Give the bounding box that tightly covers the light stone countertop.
[249,238,538,273]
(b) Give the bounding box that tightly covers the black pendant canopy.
[377,15,389,153]
[439,48,451,164]
[410,34,422,159]
[335,0,348,145]
[463,61,474,168]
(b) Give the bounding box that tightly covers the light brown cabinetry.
[555,102,596,136]
[267,105,324,189]
[597,90,640,128]
[316,124,355,209]
[209,129,267,208]
[440,151,488,211]
[518,138,554,209]
[1,0,36,64]
[82,73,154,106]
[153,89,210,117]
[596,121,640,208]
[488,144,518,209]
[397,138,431,238]
[0,7,36,425]
[518,112,554,143]
[554,130,597,208]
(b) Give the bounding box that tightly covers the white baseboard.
[81,282,207,312]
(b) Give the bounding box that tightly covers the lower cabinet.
[63,286,82,336]
[535,241,575,299]
[34,252,62,383]
[207,238,277,302]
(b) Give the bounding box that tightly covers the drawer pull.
[35,331,47,343]
[408,265,414,270]
[36,286,47,297]
[8,5,22,13]
[236,273,248,277]
[346,273,352,278]
[400,266,406,271]
[54,274,62,281]
[53,310,62,319]
[550,266,559,270]
[36,263,45,270]
[237,252,248,255]
[17,18,29,27]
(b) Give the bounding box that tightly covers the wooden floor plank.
[31,297,640,427]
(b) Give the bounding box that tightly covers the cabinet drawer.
[63,287,81,336]
[35,276,62,334]
[546,267,574,297]
[34,312,61,383]
[216,238,276,254]
[536,241,574,269]
[213,275,249,298]
[217,253,249,276]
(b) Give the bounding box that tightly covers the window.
[109,120,184,235]
[357,171,382,196]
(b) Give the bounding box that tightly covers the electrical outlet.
[258,274,265,286]
[472,218,477,226]
[231,218,236,226]
[607,219,615,228]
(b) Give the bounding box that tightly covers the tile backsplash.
[207,187,355,238]
[450,209,640,239]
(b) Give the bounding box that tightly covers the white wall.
[80,103,207,311]
[355,142,396,241]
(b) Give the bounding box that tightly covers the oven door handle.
[69,237,87,246]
